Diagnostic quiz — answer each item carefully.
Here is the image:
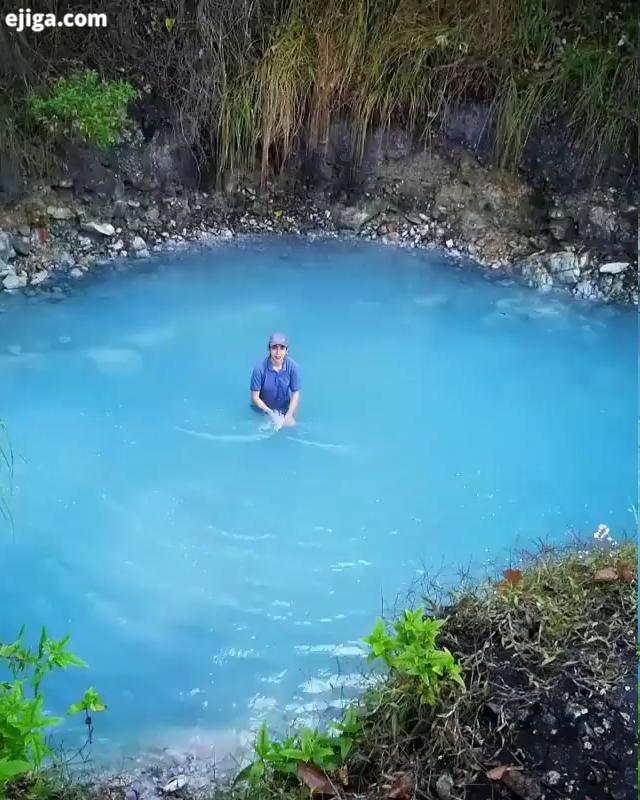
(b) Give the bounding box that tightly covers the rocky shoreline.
[0,140,636,305]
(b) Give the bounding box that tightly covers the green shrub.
[238,706,361,785]
[0,627,105,787]
[28,70,138,149]
[364,609,464,704]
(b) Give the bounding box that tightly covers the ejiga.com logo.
[4,7,107,32]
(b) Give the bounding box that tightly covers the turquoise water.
[0,237,636,761]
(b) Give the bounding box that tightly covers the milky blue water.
[0,237,636,763]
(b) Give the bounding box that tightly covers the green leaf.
[255,721,270,759]
[165,17,175,32]
[0,759,32,779]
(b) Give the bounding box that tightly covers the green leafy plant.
[364,608,464,704]
[238,706,361,786]
[28,70,138,149]
[0,627,106,787]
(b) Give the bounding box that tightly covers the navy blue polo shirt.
[250,356,300,412]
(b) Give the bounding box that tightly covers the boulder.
[0,231,16,261]
[599,261,629,275]
[12,235,31,256]
[81,221,116,236]
[47,206,76,221]
[2,272,27,289]
[30,269,49,286]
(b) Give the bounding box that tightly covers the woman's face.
[269,344,287,366]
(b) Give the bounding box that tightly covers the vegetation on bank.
[1,0,636,185]
[2,538,635,800]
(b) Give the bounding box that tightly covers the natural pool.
[0,237,636,762]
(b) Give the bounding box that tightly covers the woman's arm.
[284,391,300,425]
[251,390,273,415]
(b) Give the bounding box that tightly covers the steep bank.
[0,128,636,304]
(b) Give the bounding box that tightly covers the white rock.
[81,221,115,236]
[47,206,75,221]
[599,261,629,274]
[131,235,147,252]
[2,272,27,289]
[135,248,150,259]
[70,268,84,279]
[30,269,49,285]
[445,239,454,248]
[110,239,125,252]
[219,227,234,239]
[163,775,188,794]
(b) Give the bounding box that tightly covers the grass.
[0,0,635,188]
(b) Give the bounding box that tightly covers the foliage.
[28,70,138,149]
[0,0,635,183]
[237,706,361,786]
[364,609,465,704]
[0,628,105,789]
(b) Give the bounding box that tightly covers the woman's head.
[268,332,288,364]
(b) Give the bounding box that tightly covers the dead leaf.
[486,765,517,781]
[335,766,349,787]
[503,568,523,586]
[593,567,618,582]
[297,763,336,796]
[386,773,415,800]
[38,227,48,243]
[616,561,635,582]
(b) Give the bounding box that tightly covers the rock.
[445,239,454,248]
[549,217,575,241]
[12,236,31,257]
[3,272,27,289]
[574,278,600,301]
[144,207,160,225]
[435,773,454,800]
[69,268,84,279]
[162,775,188,794]
[219,227,234,239]
[135,248,150,259]
[564,702,588,722]
[382,232,400,244]
[501,769,542,800]
[542,771,562,787]
[131,235,147,252]
[81,221,116,236]
[0,232,16,261]
[30,269,49,286]
[599,261,629,274]
[0,262,12,277]
[332,202,382,230]
[60,252,76,269]
[47,206,76,221]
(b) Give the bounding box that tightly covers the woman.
[249,332,300,427]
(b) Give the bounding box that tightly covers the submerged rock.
[162,775,188,794]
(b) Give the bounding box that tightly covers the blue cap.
[269,332,288,347]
